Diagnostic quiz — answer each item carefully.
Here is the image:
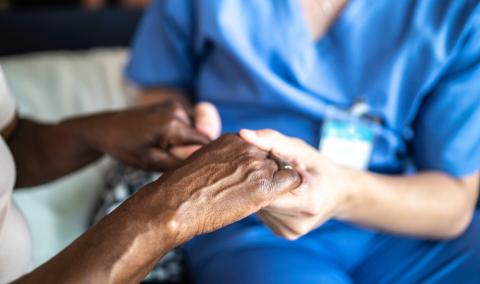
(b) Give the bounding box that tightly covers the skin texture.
[6,101,209,187]
[240,129,479,240]
[135,88,222,160]
[13,134,301,284]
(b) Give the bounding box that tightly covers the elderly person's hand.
[134,88,222,161]
[72,101,211,171]
[146,133,302,244]
[240,129,353,240]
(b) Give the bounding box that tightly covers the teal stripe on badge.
[322,120,375,141]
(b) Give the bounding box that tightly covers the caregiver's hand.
[241,129,479,241]
[152,133,302,244]
[75,101,210,171]
[240,129,353,240]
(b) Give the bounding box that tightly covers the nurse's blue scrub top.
[127,0,480,177]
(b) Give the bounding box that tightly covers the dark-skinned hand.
[132,133,303,245]
[75,101,210,171]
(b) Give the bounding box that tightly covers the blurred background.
[0,0,149,268]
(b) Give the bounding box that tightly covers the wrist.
[335,167,363,221]
[62,114,109,156]
[130,181,192,250]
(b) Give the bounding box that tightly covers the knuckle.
[251,175,271,189]
[250,176,275,198]
[165,119,179,129]
[219,133,239,143]
[291,222,311,236]
[222,133,240,142]
[243,144,260,156]
[144,151,161,164]
[163,101,185,117]
[170,101,184,113]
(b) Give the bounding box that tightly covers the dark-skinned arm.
[6,117,102,188]
[5,101,209,188]
[13,134,301,284]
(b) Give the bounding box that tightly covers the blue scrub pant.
[184,211,480,284]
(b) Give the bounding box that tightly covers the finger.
[195,102,222,139]
[145,149,182,171]
[168,101,194,125]
[263,193,303,214]
[271,169,303,195]
[257,211,286,237]
[170,145,202,159]
[251,159,300,203]
[257,211,300,240]
[172,121,211,145]
[240,129,319,167]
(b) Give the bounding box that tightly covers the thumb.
[195,102,222,139]
[240,129,319,167]
[272,169,303,196]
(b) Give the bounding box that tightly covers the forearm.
[8,118,102,188]
[339,170,479,239]
[14,183,176,284]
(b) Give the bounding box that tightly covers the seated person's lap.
[184,212,480,284]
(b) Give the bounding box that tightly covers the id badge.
[319,107,377,170]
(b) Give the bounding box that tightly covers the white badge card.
[319,119,375,170]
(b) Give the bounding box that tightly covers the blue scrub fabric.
[185,213,480,284]
[127,0,480,283]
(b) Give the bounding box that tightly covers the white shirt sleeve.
[0,67,16,131]
[0,66,31,282]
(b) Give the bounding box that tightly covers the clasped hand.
[241,129,354,240]
[84,102,350,241]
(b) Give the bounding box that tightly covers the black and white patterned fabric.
[91,164,187,284]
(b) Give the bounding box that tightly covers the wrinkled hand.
[80,101,210,171]
[170,102,222,159]
[146,134,302,244]
[240,129,353,240]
